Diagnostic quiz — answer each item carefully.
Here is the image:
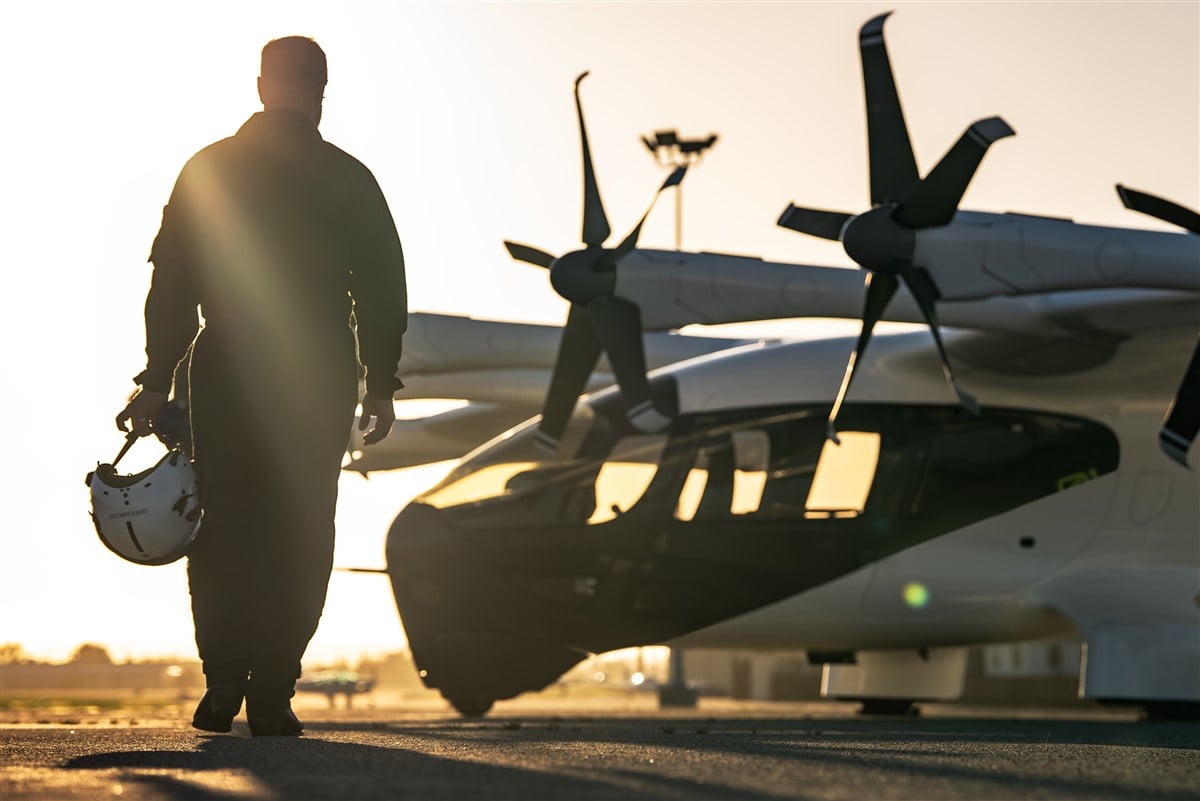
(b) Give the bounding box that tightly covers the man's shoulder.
[320,140,379,184]
[181,134,239,172]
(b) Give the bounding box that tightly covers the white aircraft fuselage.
[383,301,1199,715]
[668,322,1199,707]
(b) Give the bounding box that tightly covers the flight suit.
[136,109,407,701]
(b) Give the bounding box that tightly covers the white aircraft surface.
[361,13,1198,719]
[343,312,765,473]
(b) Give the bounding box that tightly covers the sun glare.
[903,582,931,609]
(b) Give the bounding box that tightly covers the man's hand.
[358,394,396,446]
[116,389,169,438]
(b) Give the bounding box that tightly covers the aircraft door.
[855,409,1121,645]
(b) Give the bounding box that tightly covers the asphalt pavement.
[3,699,1198,800]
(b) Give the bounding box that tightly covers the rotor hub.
[842,205,916,273]
[550,247,616,305]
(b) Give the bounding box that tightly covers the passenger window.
[589,434,667,525]
[730,430,769,515]
[804,432,880,518]
[674,429,769,520]
[676,419,879,522]
[667,405,1117,533]
[674,465,709,522]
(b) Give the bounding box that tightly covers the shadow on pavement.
[64,729,775,800]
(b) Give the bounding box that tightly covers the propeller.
[777,12,1013,443]
[504,72,686,451]
[1117,184,1200,467]
[1117,185,1200,236]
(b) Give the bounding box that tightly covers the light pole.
[641,129,719,250]
[641,128,719,709]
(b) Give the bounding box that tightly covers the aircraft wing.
[399,310,768,375]
[348,313,764,473]
[355,285,1196,474]
[617,250,1199,337]
[345,401,534,473]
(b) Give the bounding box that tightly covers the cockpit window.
[588,434,668,525]
[416,405,666,526]
[421,460,541,509]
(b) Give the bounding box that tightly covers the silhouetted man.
[117,36,407,736]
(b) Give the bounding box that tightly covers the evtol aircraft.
[351,13,1199,719]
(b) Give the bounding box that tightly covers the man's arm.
[346,163,407,443]
[119,170,202,436]
[116,389,169,438]
[358,394,396,446]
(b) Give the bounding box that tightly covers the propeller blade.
[894,117,1015,229]
[504,240,557,268]
[587,296,669,432]
[1117,185,1200,235]
[611,165,688,260]
[1160,342,1200,468]
[538,304,604,450]
[826,271,900,443]
[860,12,920,207]
[574,71,611,247]
[899,265,979,414]
[777,204,853,241]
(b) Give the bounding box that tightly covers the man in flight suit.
[116,36,407,736]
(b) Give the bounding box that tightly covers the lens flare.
[903,582,930,608]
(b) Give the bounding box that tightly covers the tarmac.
[2,695,1198,800]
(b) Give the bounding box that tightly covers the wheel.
[857,698,917,716]
[442,690,494,718]
[658,684,699,708]
[1142,701,1200,722]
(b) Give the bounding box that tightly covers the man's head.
[258,36,327,126]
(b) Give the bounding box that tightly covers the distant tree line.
[1,643,117,666]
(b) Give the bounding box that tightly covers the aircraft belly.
[671,479,1118,652]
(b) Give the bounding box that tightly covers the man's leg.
[185,352,268,730]
[243,375,356,735]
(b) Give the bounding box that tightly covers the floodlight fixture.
[640,128,720,248]
[642,129,719,167]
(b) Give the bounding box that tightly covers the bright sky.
[0,1,1196,665]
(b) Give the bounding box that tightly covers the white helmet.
[87,435,202,565]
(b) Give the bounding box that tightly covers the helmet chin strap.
[112,432,140,468]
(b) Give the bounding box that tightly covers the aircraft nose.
[382,500,464,684]
[385,500,453,606]
[381,499,589,715]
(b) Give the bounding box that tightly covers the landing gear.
[442,690,494,718]
[1142,702,1200,722]
[857,698,918,716]
[1098,699,1200,722]
[419,632,587,719]
[658,647,698,708]
[658,684,699,707]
